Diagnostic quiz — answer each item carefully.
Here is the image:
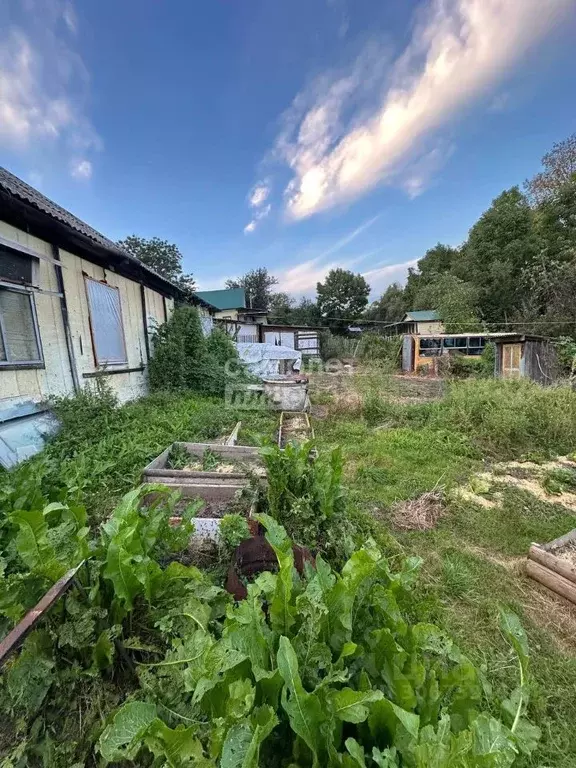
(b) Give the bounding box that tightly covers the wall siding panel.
[1,221,173,409]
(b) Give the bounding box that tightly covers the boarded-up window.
[85,278,128,365]
[0,247,37,284]
[0,288,42,364]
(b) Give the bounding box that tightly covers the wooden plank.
[0,562,84,668]
[225,422,242,446]
[540,528,576,553]
[529,545,576,586]
[525,559,576,605]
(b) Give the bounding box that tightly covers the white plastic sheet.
[235,342,302,378]
[85,279,127,364]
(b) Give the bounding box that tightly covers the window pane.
[468,337,484,347]
[86,279,127,364]
[0,289,41,361]
[0,248,35,284]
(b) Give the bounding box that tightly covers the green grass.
[312,371,576,767]
[1,389,278,524]
[316,418,479,506]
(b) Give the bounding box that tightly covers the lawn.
[311,368,576,767]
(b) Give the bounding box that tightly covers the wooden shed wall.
[523,340,559,385]
[0,221,73,407]
[0,219,174,410]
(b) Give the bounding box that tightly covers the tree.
[268,292,295,324]
[414,273,480,334]
[317,269,370,329]
[461,187,539,322]
[289,297,321,326]
[404,244,460,307]
[225,268,278,310]
[525,133,576,205]
[117,235,196,298]
[364,282,407,323]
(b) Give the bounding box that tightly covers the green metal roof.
[195,287,246,310]
[404,310,441,322]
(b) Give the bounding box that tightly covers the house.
[196,288,270,343]
[195,288,268,324]
[402,310,444,335]
[492,334,559,384]
[0,167,213,467]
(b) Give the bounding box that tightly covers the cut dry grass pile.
[391,491,444,531]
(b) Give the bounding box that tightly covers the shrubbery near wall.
[148,306,245,395]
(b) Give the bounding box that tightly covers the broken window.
[0,287,42,364]
[85,278,128,365]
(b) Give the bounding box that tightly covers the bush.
[358,334,402,370]
[319,330,359,361]
[149,306,247,396]
[261,441,353,564]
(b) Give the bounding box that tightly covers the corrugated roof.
[404,310,441,322]
[195,287,246,310]
[0,166,215,308]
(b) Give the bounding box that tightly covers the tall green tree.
[317,269,370,329]
[414,273,481,333]
[364,282,407,323]
[117,235,196,298]
[461,187,539,322]
[404,244,460,307]
[226,268,278,309]
[525,133,576,205]
[268,292,295,324]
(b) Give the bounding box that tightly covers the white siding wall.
[0,220,174,409]
[416,321,445,335]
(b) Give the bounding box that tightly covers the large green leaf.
[145,720,208,767]
[330,688,384,724]
[256,514,297,635]
[98,701,158,763]
[221,706,278,768]
[103,541,142,610]
[470,714,517,766]
[345,738,366,767]
[277,636,325,765]
[372,746,399,767]
[10,509,64,581]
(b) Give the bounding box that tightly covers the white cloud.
[0,3,99,174]
[277,256,352,295]
[362,259,418,297]
[70,158,92,179]
[249,181,271,208]
[274,0,573,219]
[243,201,272,235]
[318,214,381,258]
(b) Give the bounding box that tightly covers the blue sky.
[1,0,575,299]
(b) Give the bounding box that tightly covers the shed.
[402,310,444,335]
[492,334,559,385]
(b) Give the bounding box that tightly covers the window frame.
[0,285,44,368]
[0,243,40,287]
[84,276,129,367]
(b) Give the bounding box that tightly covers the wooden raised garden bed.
[143,442,264,500]
[278,411,314,448]
[143,443,264,541]
[526,529,576,605]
